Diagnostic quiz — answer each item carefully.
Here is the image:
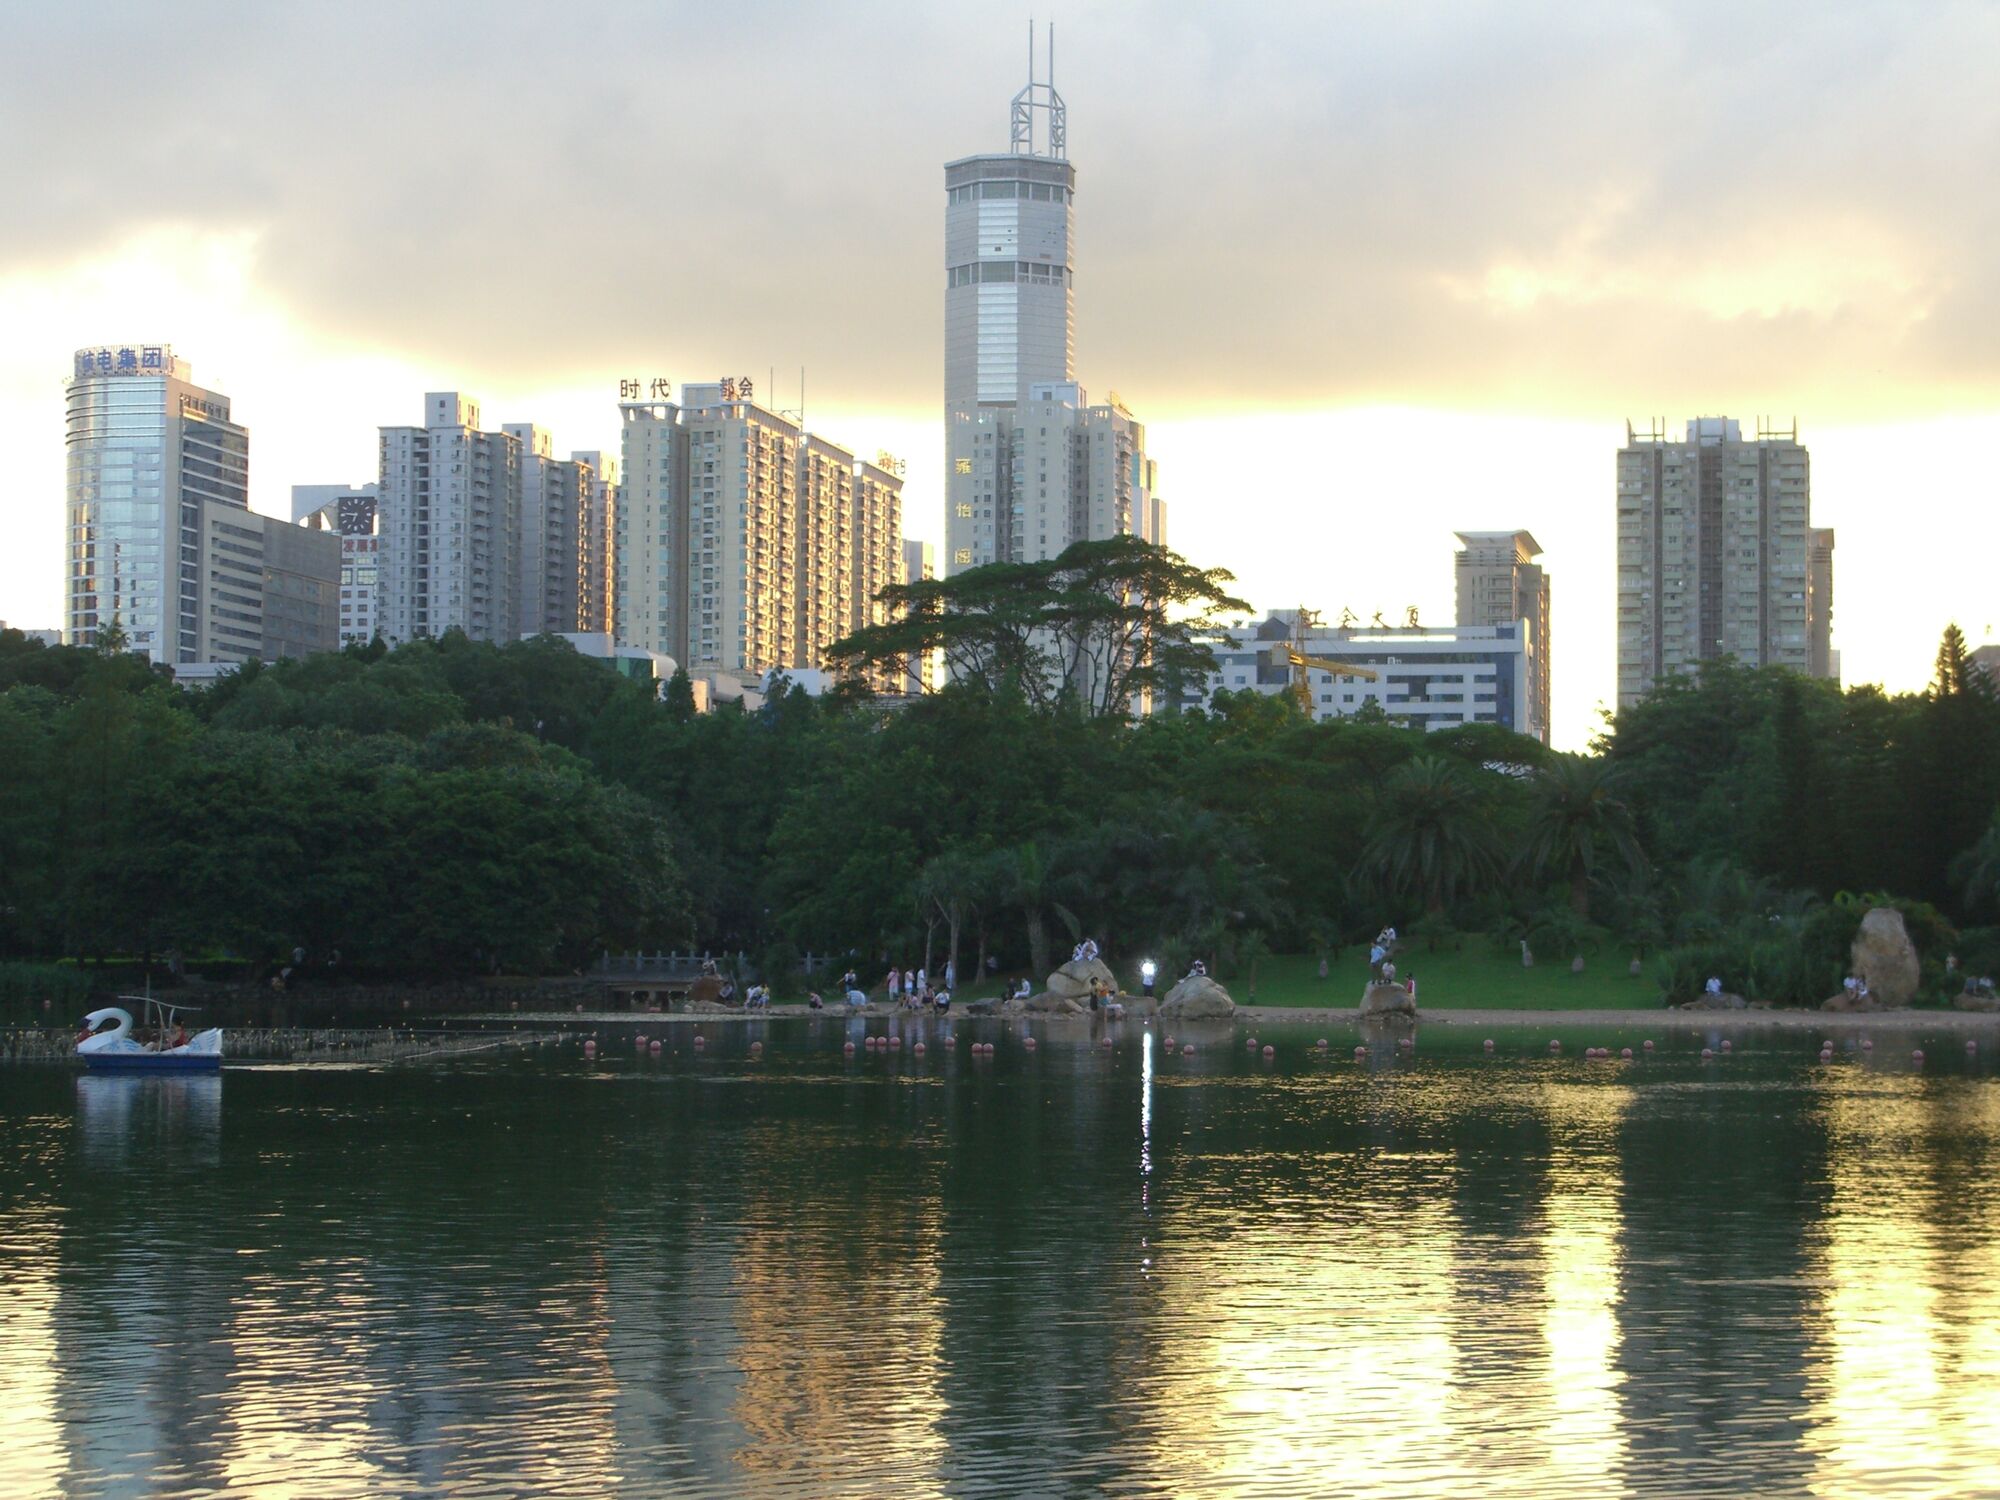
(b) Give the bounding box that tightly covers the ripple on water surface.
[3,1021,1999,1497]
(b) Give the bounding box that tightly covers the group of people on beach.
[883,964,953,1013]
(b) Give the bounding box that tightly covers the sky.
[3,0,1997,747]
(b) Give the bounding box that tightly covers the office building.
[1454,531,1551,745]
[616,381,903,688]
[942,34,1163,576]
[572,450,618,636]
[1617,417,1829,707]
[64,344,335,664]
[296,485,382,648]
[376,393,521,644]
[1808,526,1837,683]
[1200,611,1543,740]
[65,343,247,662]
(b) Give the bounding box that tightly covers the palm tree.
[1359,756,1502,915]
[1515,754,1648,920]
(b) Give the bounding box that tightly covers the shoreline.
[488,1003,2000,1033]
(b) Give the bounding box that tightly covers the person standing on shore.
[888,968,901,1005]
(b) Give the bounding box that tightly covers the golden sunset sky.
[3,2,1994,746]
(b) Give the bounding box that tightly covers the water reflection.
[0,1027,1996,1496]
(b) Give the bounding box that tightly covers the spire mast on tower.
[1010,21,1066,159]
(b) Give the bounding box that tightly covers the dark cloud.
[6,0,1997,416]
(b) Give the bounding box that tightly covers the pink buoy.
[1262,1045,1275,1060]
[1621,1047,1633,1060]
[1316,1038,1329,1050]
[1182,1044,1195,1057]
[749,1040,763,1057]
[1024,1036,1038,1050]
[583,1040,597,1058]
[1483,1039,1495,1052]
[889,1035,902,1049]
[1720,1039,1732,1052]
[1819,1041,1832,1053]
[1913,1049,1926,1064]
[636,1034,647,1048]
[1100,1036,1113,1050]
[693,1035,706,1050]
[1701,1047,1714,1059]
[1642,1039,1655,1051]
[1164,1035,1176,1049]
[1548,1040,1562,1053]
[650,1040,662,1055]
[1860,1038,1873,1050]
[1398,1036,1414,1050]
[913,1041,926,1057]
[1354,1045,1368,1060]
[843,1040,855,1055]
[1246,1036,1258,1050]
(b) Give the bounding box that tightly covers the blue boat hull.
[82,1053,223,1073]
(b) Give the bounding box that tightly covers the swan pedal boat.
[76,999,223,1072]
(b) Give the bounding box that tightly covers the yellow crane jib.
[1283,647,1378,713]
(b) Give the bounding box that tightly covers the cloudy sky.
[4,0,1995,745]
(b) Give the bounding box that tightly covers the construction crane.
[1282,607,1377,714]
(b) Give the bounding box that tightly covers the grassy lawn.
[1228,948,1665,1011]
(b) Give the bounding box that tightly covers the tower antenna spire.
[1010,20,1066,158]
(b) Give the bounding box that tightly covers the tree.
[1358,756,1502,916]
[1515,754,1647,919]
[826,537,1248,718]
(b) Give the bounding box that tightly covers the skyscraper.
[1455,530,1551,745]
[1616,417,1827,707]
[943,30,1163,576]
[65,343,247,661]
[503,423,597,638]
[377,393,521,645]
[572,450,618,637]
[1808,526,1837,683]
[65,344,336,665]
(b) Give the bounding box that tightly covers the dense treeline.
[4,573,1998,1002]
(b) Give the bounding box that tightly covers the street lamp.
[1140,959,1157,996]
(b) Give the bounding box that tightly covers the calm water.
[4,1018,2000,1499]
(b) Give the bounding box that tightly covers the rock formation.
[1821,986,1879,1014]
[1679,990,1749,1010]
[1360,981,1417,1018]
[1159,974,1235,1021]
[1953,986,2000,1013]
[1045,959,1117,1001]
[1851,907,1920,1008]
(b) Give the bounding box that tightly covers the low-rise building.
[1198,610,1543,740]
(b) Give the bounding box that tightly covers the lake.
[3,1016,1998,1498]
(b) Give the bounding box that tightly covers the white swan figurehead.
[77,1007,141,1054]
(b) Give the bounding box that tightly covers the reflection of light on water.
[1537,1082,1628,1482]
[76,1073,222,1167]
[1806,1079,2000,1493]
[0,1218,64,1498]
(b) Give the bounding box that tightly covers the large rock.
[1159,975,1235,1021]
[1046,959,1117,1001]
[1679,990,1749,1011]
[1821,987,1879,1013]
[1953,987,2000,1013]
[1852,907,1921,1008]
[1360,981,1417,1018]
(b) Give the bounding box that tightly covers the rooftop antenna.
[1011,20,1066,159]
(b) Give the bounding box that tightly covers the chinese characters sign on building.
[73,345,170,379]
[619,377,674,402]
[718,376,755,402]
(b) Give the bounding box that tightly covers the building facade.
[1617,417,1829,706]
[295,485,381,647]
[65,344,249,662]
[1454,530,1551,745]
[503,424,598,638]
[1808,526,1837,683]
[616,383,903,687]
[942,45,1163,578]
[377,393,521,644]
[1200,611,1543,740]
[572,450,618,636]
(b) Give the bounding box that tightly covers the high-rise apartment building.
[943,36,1163,576]
[572,450,618,636]
[64,344,336,664]
[1808,526,1837,683]
[901,538,938,696]
[377,393,521,645]
[502,424,597,638]
[616,382,903,686]
[1616,417,1829,707]
[1455,530,1551,745]
[296,485,382,647]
